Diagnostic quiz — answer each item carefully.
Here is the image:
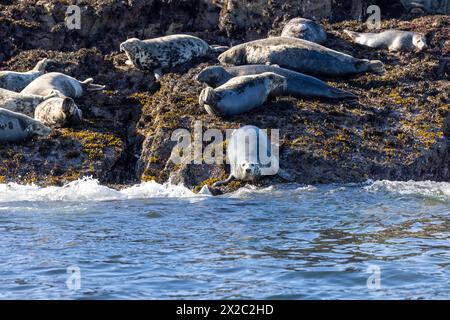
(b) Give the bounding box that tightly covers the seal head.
[196,66,232,87]
[281,18,327,44]
[34,97,82,128]
[412,34,428,51]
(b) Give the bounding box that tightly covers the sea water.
[0,178,448,299]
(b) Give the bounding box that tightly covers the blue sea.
[0,178,448,299]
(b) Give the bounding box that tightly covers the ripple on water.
[0,179,448,299]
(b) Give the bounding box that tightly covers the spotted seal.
[344,29,428,52]
[34,97,82,128]
[0,108,51,143]
[120,34,228,79]
[0,88,57,116]
[21,72,105,98]
[213,125,279,187]
[199,72,287,117]
[281,18,327,44]
[218,37,385,77]
[0,58,49,92]
[196,65,357,100]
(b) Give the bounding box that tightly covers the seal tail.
[344,29,359,40]
[81,78,106,92]
[32,58,48,72]
[328,87,358,100]
[213,175,235,187]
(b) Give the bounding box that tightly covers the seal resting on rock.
[199,72,287,117]
[196,65,357,100]
[0,58,49,92]
[218,37,385,78]
[0,88,57,116]
[213,125,279,187]
[21,72,105,99]
[344,29,428,52]
[120,34,228,79]
[34,97,82,128]
[0,107,51,143]
[281,18,327,44]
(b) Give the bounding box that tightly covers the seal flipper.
[213,175,236,187]
[153,68,163,80]
[327,87,358,100]
[343,30,360,40]
[199,87,223,116]
[209,45,230,54]
[43,91,59,100]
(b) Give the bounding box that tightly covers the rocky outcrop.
[0,1,448,191]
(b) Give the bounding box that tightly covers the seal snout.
[416,38,428,52]
[33,122,51,137]
[120,38,140,52]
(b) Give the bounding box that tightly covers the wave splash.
[0,177,198,203]
[365,180,450,202]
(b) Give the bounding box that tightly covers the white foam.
[0,177,197,203]
[365,180,450,202]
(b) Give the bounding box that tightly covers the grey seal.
[0,58,49,92]
[0,108,51,143]
[0,88,57,116]
[120,34,228,79]
[344,29,428,52]
[34,97,82,128]
[213,125,279,187]
[281,18,327,44]
[21,72,105,98]
[400,0,450,14]
[196,65,357,100]
[218,37,385,78]
[199,72,287,117]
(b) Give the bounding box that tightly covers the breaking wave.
[365,180,450,202]
[0,177,198,202]
[0,177,449,203]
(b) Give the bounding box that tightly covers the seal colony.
[196,65,357,100]
[0,66,105,143]
[0,14,436,187]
